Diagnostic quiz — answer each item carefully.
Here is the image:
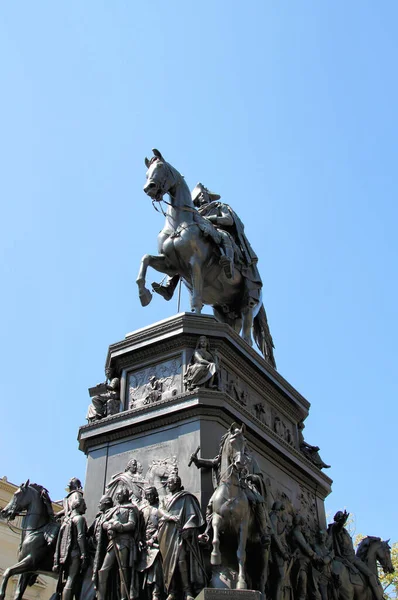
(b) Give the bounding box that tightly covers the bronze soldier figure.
[57,478,84,521]
[88,494,113,592]
[53,496,89,600]
[137,486,165,600]
[96,485,140,600]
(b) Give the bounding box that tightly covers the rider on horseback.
[189,424,271,547]
[328,511,384,600]
[152,183,262,309]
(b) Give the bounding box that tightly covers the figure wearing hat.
[153,183,262,307]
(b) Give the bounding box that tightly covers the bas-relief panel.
[299,486,319,535]
[258,460,320,532]
[127,354,183,410]
[220,366,296,447]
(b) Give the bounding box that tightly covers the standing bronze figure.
[96,485,140,600]
[137,486,165,600]
[53,495,89,600]
[137,149,276,367]
[158,474,206,600]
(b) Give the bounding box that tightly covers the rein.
[219,462,249,488]
[6,513,50,534]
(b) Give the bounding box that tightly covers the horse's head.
[376,539,394,575]
[143,149,178,201]
[227,423,250,473]
[357,536,395,575]
[1,479,31,520]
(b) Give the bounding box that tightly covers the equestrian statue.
[136,149,276,368]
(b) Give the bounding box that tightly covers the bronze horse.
[137,149,276,367]
[333,537,394,600]
[209,424,269,594]
[0,480,59,600]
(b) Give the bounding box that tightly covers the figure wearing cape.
[152,183,262,308]
[158,476,206,600]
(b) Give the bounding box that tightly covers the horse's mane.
[356,536,381,560]
[29,483,55,520]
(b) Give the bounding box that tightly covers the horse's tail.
[253,305,276,369]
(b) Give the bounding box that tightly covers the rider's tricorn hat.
[191,182,221,203]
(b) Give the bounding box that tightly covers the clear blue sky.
[1,1,397,541]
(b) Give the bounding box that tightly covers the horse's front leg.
[236,519,249,590]
[0,557,35,600]
[136,254,170,307]
[210,514,222,566]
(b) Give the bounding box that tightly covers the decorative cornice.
[78,389,331,495]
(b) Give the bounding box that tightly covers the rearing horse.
[136,149,276,368]
[0,480,59,600]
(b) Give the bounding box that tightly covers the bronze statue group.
[1,427,393,600]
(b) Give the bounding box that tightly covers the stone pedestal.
[196,589,262,600]
[78,313,332,530]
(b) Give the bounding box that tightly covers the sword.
[113,539,130,599]
[184,535,208,582]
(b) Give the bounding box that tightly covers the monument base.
[196,589,262,600]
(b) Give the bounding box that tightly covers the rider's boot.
[152,275,180,301]
[219,244,234,279]
[198,503,212,544]
[179,559,194,600]
[96,569,109,600]
[120,568,131,600]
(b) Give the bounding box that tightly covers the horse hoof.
[237,579,248,590]
[210,551,221,566]
[139,288,152,307]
